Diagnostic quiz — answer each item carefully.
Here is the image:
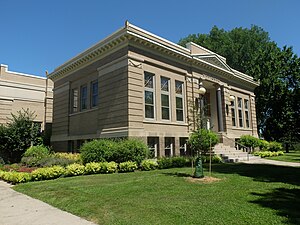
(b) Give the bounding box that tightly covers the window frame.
[90,80,98,108]
[144,72,155,119]
[160,76,170,121]
[244,99,250,128]
[237,97,243,128]
[80,85,88,111]
[71,88,78,113]
[175,80,184,122]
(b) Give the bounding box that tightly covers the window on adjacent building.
[91,80,98,107]
[71,88,78,113]
[175,81,184,122]
[161,77,170,120]
[80,85,88,110]
[144,72,155,119]
[238,97,243,127]
[244,99,250,128]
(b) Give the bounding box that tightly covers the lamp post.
[194,81,206,178]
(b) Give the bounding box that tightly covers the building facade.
[48,22,259,155]
[0,64,53,131]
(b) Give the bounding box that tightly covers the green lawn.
[266,151,300,163]
[14,164,300,225]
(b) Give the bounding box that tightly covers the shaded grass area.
[266,151,300,163]
[14,164,300,225]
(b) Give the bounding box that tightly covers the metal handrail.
[220,134,251,161]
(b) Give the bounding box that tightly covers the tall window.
[91,80,98,107]
[238,97,243,127]
[72,88,78,113]
[231,97,236,126]
[144,72,155,119]
[244,99,250,128]
[175,81,184,121]
[161,77,170,120]
[80,85,88,110]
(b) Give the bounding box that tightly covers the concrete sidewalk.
[241,158,300,167]
[0,181,97,225]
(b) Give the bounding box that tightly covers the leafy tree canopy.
[179,25,300,146]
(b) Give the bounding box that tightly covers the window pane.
[238,109,243,127]
[81,86,87,110]
[144,72,154,88]
[244,99,248,110]
[162,107,170,120]
[238,98,242,108]
[175,81,183,95]
[176,97,183,109]
[231,108,236,126]
[145,105,154,118]
[161,94,169,107]
[72,89,78,112]
[176,109,184,121]
[145,91,154,104]
[91,81,98,107]
[161,77,169,92]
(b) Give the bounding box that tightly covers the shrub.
[21,145,51,167]
[85,162,103,174]
[171,157,187,168]
[23,145,50,158]
[268,141,283,152]
[38,156,77,168]
[0,109,42,163]
[65,163,85,176]
[31,166,65,181]
[80,139,116,164]
[0,171,32,184]
[188,129,219,155]
[253,151,284,158]
[141,159,158,171]
[157,157,173,169]
[258,140,270,151]
[53,153,82,163]
[106,162,118,173]
[118,161,138,173]
[238,135,260,150]
[113,139,150,164]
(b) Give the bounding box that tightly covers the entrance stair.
[213,143,260,163]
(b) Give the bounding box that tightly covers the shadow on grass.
[250,187,300,225]
[209,163,300,186]
[162,172,192,178]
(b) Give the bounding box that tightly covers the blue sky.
[1,0,299,77]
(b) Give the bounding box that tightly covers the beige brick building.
[0,64,53,131]
[48,22,259,155]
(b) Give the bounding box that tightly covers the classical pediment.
[193,54,233,73]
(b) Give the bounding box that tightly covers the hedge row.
[253,151,284,158]
[0,156,224,184]
[238,135,283,152]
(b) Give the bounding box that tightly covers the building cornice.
[48,21,259,89]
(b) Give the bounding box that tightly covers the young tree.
[0,109,42,163]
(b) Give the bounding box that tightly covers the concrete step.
[213,143,259,163]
